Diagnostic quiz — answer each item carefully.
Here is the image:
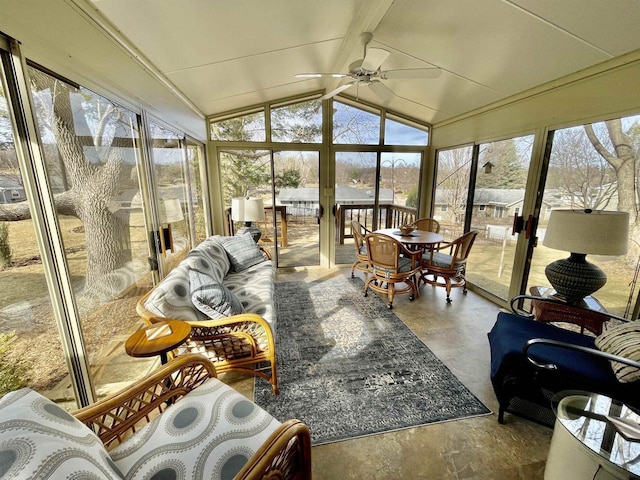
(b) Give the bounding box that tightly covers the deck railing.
[337,203,417,244]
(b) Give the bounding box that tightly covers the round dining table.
[375,228,444,250]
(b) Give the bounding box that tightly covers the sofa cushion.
[224,260,275,326]
[189,236,231,280]
[144,264,208,321]
[595,320,640,383]
[219,235,265,272]
[109,377,281,480]
[190,269,245,319]
[0,388,122,479]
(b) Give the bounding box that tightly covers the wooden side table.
[529,286,609,335]
[125,320,192,364]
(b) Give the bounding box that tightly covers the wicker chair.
[412,217,441,233]
[74,354,312,480]
[363,232,422,308]
[420,230,478,303]
[351,220,371,278]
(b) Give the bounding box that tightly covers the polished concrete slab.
[230,267,553,479]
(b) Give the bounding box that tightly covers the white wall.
[431,50,640,149]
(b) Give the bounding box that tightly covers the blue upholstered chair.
[488,297,640,426]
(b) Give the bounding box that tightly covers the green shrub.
[0,222,11,269]
[0,331,26,396]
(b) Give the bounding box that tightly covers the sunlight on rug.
[254,276,491,445]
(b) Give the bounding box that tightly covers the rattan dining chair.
[364,232,422,308]
[420,230,478,303]
[412,217,441,233]
[351,220,371,278]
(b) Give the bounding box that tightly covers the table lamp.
[543,209,629,304]
[232,197,266,242]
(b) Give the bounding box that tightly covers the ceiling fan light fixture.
[294,32,441,102]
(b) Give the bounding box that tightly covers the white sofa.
[137,234,278,393]
[0,355,310,480]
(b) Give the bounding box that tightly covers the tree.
[0,68,138,298]
[475,139,527,189]
[436,147,472,223]
[548,126,616,210]
[583,118,640,257]
[275,167,301,189]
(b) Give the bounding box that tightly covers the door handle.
[512,213,525,236]
[512,213,535,239]
[524,214,534,239]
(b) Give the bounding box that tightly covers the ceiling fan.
[295,32,442,102]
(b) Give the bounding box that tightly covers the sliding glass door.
[527,115,640,317]
[467,136,534,300]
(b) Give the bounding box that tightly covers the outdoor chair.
[364,232,422,308]
[351,220,371,278]
[420,230,478,303]
[412,217,441,233]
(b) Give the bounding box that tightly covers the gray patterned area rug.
[254,276,491,445]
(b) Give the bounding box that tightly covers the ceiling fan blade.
[319,83,354,101]
[380,68,442,79]
[361,47,390,71]
[295,73,350,78]
[368,81,395,102]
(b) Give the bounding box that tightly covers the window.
[271,99,322,143]
[384,115,429,146]
[333,101,380,145]
[27,65,151,404]
[211,110,266,142]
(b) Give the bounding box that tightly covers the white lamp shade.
[231,197,245,222]
[543,209,629,256]
[231,197,265,222]
[243,197,265,222]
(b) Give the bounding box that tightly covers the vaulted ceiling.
[2,0,640,134]
[84,0,640,125]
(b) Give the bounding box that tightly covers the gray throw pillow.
[219,234,265,272]
[189,269,245,319]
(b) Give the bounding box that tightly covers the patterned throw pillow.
[109,377,280,480]
[190,269,245,319]
[144,264,209,321]
[595,320,640,383]
[0,388,122,479]
[219,235,265,272]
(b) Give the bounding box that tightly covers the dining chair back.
[351,220,371,278]
[420,230,478,303]
[364,232,422,308]
[412,217,441,233]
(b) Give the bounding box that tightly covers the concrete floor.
[245,267,553,480]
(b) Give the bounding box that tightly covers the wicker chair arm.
[524,338,640,371]
[398,242,423,267]
[235,419,312,480]
[260,246,272,260]
[73,354,216,449]
[185,312,275,350]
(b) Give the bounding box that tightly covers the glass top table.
[552,391,640,478]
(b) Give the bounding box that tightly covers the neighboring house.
[278,185,394,216]
[0,176,26,204]
[433,188,572,224]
